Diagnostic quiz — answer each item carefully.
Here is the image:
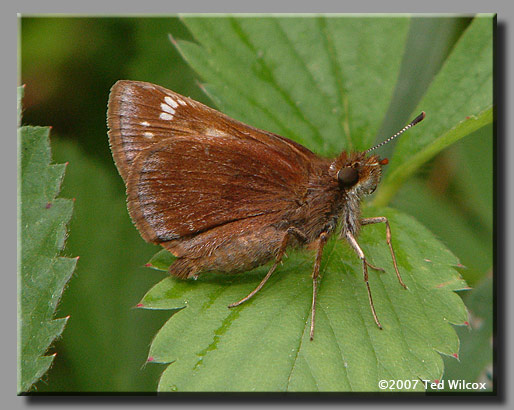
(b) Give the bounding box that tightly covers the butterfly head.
[330,152,387,197]
[330,111,426,197]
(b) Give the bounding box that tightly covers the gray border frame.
[9,1,512,407]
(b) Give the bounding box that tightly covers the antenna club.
[412,111,426,126]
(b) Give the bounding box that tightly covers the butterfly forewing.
[107,80,318,183]
[107,80,323,245]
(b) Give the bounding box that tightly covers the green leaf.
[374,15,493,206]
[393,182,490,286]
[451,124,493,231]
[147,249,176,272]
[440,277,493,392]
[141,209,467,391]
[18,87,76,392]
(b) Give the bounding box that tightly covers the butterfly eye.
[337,167,359,187]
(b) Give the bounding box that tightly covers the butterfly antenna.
[365,112,425,154]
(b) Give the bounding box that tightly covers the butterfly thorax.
[281,151,383,246]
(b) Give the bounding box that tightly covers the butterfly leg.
[365,260,386,272]
[228,227,307,308]
[310,231,329,340]
[345,231,383,329]
[360,216,407,289]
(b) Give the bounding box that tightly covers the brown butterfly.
[107,80,425,340]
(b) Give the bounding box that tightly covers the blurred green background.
[19,16,493,392]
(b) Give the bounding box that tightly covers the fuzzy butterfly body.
[107,80,424,339]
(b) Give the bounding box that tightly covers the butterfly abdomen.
[167,217,286,278]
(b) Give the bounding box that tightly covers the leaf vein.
[229,17,324,143]
[317,17,352,149]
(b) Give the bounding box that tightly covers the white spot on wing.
[140,121,150,126]
[160,102,176,115]
[164,96,179,108]
[205,128,228,137]
[177,99,186,106]
[143,132,154,138]
[160,112,173,121]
